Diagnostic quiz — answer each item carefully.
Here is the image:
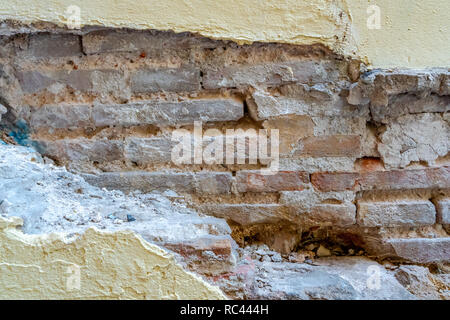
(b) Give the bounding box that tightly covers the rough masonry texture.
[0,26,449,299]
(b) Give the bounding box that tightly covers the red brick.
[236,171,309,192]
[310,166,449,192]
[359,167,450,190]
[311,172,359,192]
[295,135,360,157]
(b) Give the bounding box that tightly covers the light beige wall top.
[0,1,448,68]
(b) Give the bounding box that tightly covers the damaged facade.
[0,18,448,299]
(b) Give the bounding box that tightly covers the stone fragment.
[236,171,309,193]
[386,238,450,263]
[378,113,448,168]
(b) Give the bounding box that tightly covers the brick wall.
[0,28,448,263]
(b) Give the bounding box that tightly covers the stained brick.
[82,30,217,54]
[295,135,361,157]
[311,172,358,192]
[359,167,450,190]
[236,170,309,193]
[26,34,82,58]
[357,200,436,227]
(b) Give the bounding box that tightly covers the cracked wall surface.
[0,3,449,300]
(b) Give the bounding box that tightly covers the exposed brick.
[371,94,450,124]
[299,203,356,227]
[311,167,450,192]
[23,104,91,129]
[196,203,283,225]
[26,34,82,58]
[295,135,361,157]
[82,171,232,194]
[124,137,173,165]
[434,198,450,224]
[204,61,341,89]
[35,139,124,162]
[311,172,358,192]
[16,69,125,94]
[247,90,367,120]
[92,99,243,127]
[236,171,309,192]
[359,167,450,190]
[131,67,200,93]
[386,238,450,263]
[82,30,217,54]
[357,200,436,227]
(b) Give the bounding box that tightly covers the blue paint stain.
[8,119,31,146]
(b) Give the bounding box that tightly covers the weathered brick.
[371,94,450,124]
[311,167,450,192]
[26,34,81,58]
[294,135,361,157]
[23,104,91,129]
[131,67,200,93]
[204,61,341,89]
[196,203,284,225]
[83,171,232,194]
[386,238,450,263]
[378,113,448,169]
[124,137,173,165]
[296,203,357,227]
[92,99,243,127]
[35,139,124,162]
[359,167,450,190]
[311,172,358,192]
[434,198,450,224]
[357,200,436,227]
[16,69,125,94]
[247,89,368,120]
[82,30,217,54]
[236,171,309,192]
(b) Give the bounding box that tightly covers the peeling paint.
[0,216,226,299]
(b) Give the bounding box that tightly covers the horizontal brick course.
[357,200,436,227]
[82,30,217,54]
[203,61,341,89]
[19,99,243,129]
[236,171,309,193]
[82,171,232,194]
[92,99,243,127]
[311,167,450,192]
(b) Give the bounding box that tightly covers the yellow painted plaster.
[0,216,226,299]
[0,0,448,68]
